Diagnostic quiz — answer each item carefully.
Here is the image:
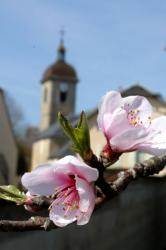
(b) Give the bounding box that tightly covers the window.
[60,82,68,103]
[60,91,67,102]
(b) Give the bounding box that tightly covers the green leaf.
[0,185,26,204]
[76,111,91,150]
[58,111,92,160]
[58,112,78,146]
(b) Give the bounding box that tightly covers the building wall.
[31,136,68,168]
[0,91,18,184]
[40,80,76,131]
[40,80,54,130]
[31,139,54,168]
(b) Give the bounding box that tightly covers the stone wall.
[0,177,166,250]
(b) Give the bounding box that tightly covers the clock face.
[60,82,68,92]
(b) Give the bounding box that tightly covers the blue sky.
[0,0,166,126]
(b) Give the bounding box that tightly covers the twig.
[0,216,56,232]
[109,154,166,195]
[0,197,106,232]
[85,154,114,198]
[0,154,166,232]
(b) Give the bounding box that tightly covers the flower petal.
[98,91,122,131]
[49,201,79,227]
[55,156,99,182]
[137,142,166,155]
[137,116,166,155]
[110,127,150,152]
[104,108,130,138]
[76,207,94,225]
[21,164,71,196]
[75,176,96,213]
[151,116,166,131]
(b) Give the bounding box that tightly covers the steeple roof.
[41,38,78,83]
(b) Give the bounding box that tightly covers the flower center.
[53,178,80,218]
[127,109,141,127]
[127,109,151,128]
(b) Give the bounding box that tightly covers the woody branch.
[0,154,166,232]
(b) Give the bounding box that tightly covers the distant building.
[40,38,78,131]
[31,40,166,174]
[31,38,78,166]
[0,88,18,184]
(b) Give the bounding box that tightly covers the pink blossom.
[98,90,166,156]
[22,156,98,227]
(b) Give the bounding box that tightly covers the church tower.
[40,36,78,131]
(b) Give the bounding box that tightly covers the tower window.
[60,82,69,103]
[44,88,47,102]
[60,91,67,102]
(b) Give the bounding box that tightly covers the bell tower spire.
[40,32,78,131]
[57,29,65,62]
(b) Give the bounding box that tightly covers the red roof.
[41,60,78,83]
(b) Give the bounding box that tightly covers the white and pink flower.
[98,90,166,157]
[21,156,98,227]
